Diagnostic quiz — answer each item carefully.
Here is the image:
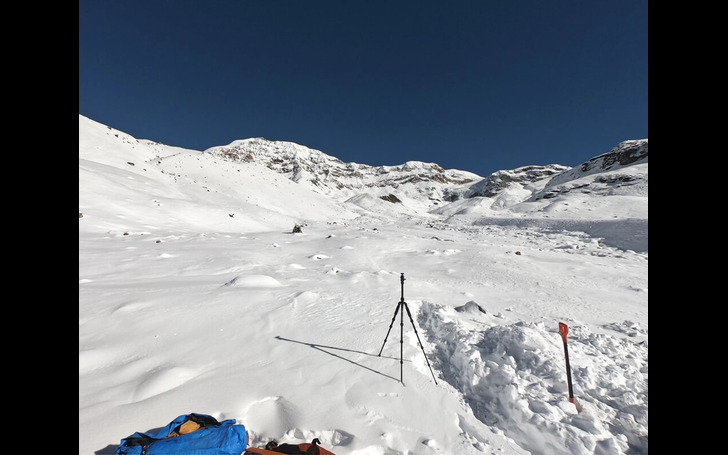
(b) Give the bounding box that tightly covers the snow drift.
[79,115,647,455]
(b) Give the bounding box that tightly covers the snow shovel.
[558,322,583,413]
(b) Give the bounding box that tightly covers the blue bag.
[116,413,247,455]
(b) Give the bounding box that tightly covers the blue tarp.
[116,413,247,455]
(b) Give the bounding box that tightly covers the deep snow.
[79,115,647,455]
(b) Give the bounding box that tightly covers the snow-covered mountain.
[79,114,648,455]
[205,138,480,197]
[203,136,648,220]
[79,114,647,239]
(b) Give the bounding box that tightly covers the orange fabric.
[179,420,201,434]
[244,449,281,455]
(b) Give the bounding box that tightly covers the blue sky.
[79,0,648,178]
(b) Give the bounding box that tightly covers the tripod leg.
[400,298,404,384]
[403,302,438,385]
[378,302,401,356]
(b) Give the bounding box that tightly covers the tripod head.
[400,273,405,302]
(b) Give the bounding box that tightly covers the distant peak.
[546,139,648,188]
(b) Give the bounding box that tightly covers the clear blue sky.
[79,0,648,178]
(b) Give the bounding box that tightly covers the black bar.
[562,340,574,400]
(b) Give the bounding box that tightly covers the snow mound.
[224,275,285,288]
[419,302,648,455]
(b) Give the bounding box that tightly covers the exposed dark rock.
[380,194,402,203]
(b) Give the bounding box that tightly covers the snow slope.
[79,115,647,455]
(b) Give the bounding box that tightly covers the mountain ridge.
[79,114,647,251]
[204,137,482,201]
[200,129,647,216]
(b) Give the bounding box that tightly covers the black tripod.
[378,273,437,385]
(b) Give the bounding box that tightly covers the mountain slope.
[203,136,649,228]
[431,140,648,252]
[80,115,647,237]
[79,114,648,455]
[203,137,482,215]
[79,115,360,234]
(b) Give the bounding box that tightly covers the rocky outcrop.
[546,139,648,188]
[204,138,480,201]
[464,164,570,198]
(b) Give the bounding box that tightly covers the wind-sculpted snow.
[418,303,648,455]
[471,218,649,253]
